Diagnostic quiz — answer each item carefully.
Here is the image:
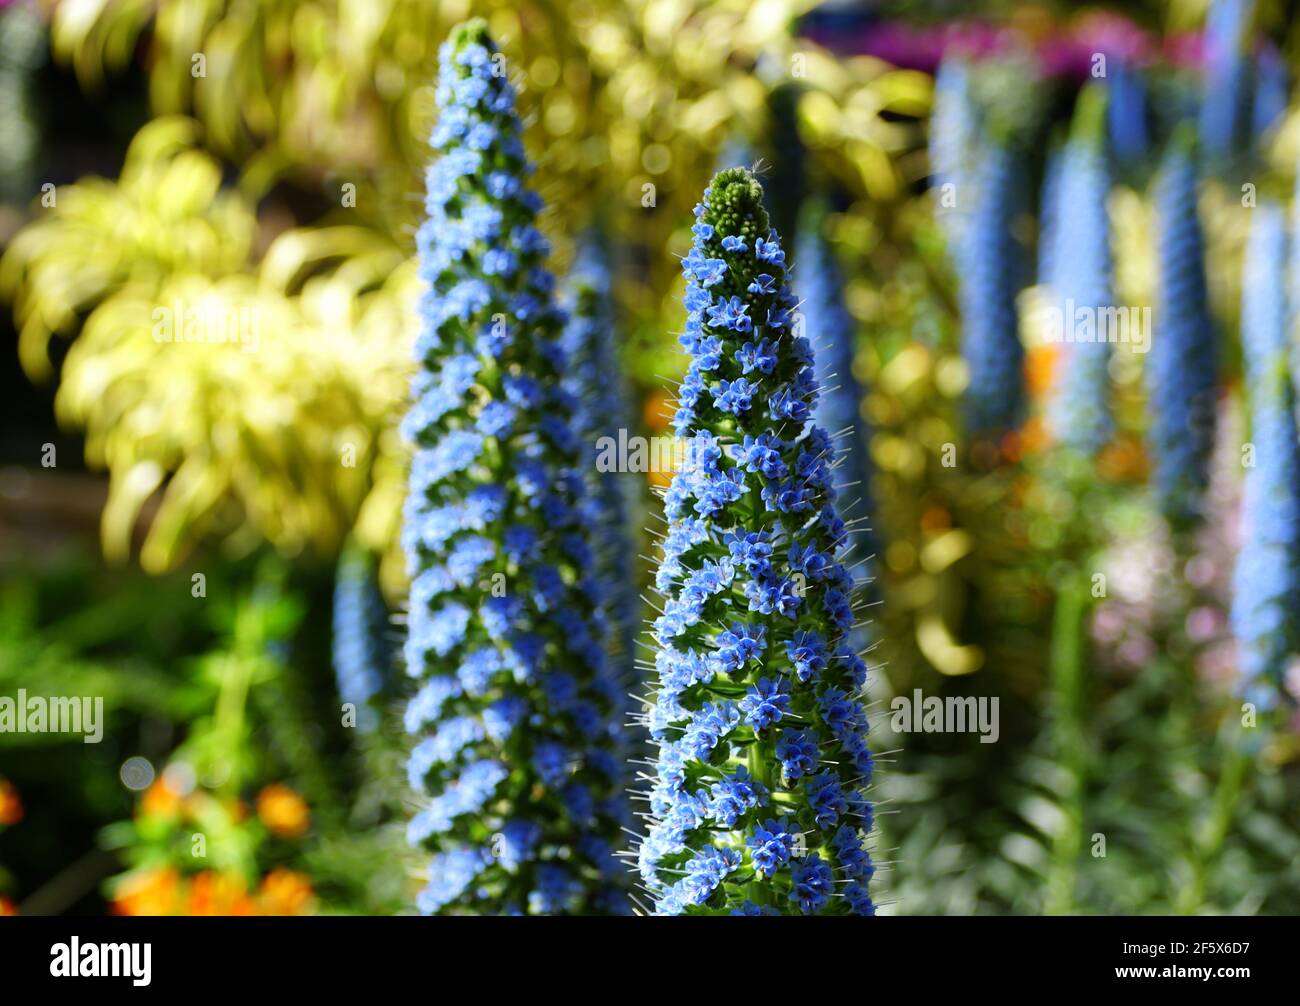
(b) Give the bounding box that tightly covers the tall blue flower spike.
[958,137,1025,441]
[561,237,640,709]
[401,19,629,915]
[1146,132,1217,524]
[1290,152,1300,400]
[1231,199,1300,711]
[1198,0,1254,168]
[1250,44,1287,140]
[1107,58,1150,167]
[930,57,977,247]
[1037,146,1063,289]
[332,541,391,732]
[1046,89,1113,455]
[636,168,875,915]
[795,201,878,609]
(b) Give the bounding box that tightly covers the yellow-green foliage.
[2,118,416,573]
[6,1,927,578]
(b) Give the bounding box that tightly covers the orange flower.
[1025,343,1061,399]
[258,868,315,916]
[0,896,17,916]
[0,778,22,826]
[186,871,256,916]
[110,867,181,916]
[140,779,182,821]
[256,784,310,839]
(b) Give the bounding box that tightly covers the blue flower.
[754,235,786,266]
[715,622,767,675]
[1106,58,1150,165]
[331,542,390,732]
[844,881,875,915]
[832,825,873,880]
[708,766,767,827]
[785,630,828,684]
[1231,199,1300,709]
[1146,136,1216,524]
[790,854,834,914]
[805,770,848,829]
[776,728,820,782]
[740,677,791,731]
[495,820,541,872]
[956,137,1025,439]
[403,19,629,915]
[929,57,977,249]
[747,818,796,878]
[735,338,776,375]
[1045,92,1114,455]
[639,168,875,915]
[1198,0,1253,169]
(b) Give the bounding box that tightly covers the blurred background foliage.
[2,0,1300,915]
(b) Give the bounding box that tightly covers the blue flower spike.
[402,19,630,916]
[636,167,876,916]
[1231,199,1300,712]
[332,541,391,732]
[1146,130,1217,524]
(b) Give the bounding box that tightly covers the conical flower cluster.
[637,168,875,915]
[401,20,628,915]
[1146,135,1217,523]
[795,203,878,592]
[561,239,640,707]
[332,542,391,732]
[1045,93,1114,455]
[958,138,1025,440]
[1231,200,1300,709]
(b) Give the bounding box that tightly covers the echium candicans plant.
[401,20,628,915]
[930,56,977,248]
[1231,199,1300,711]
[1106,58,1150,169]
[795,200,878,591]
[636,168,875,915]
[332,541,391,732]
[1198,0,1254,171]
[1046,87,1113,455]
[561,238,640,701]
[1037,146,1062,289]
[1145,130,1217,525]
[958,135,1025,441]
